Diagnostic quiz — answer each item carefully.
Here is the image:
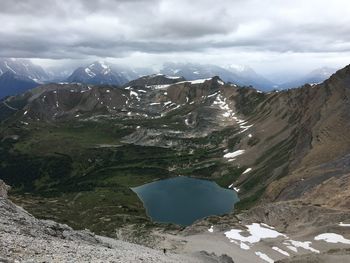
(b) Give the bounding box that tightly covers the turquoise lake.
[132,176,239,226]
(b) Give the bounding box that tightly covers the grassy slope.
[0,117,241,236]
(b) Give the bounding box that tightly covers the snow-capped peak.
[0,58,49,81]
[86,61,111,76]
[97,61,108,69]
[226,64,250,73]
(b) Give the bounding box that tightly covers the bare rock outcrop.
[0,180,10,198]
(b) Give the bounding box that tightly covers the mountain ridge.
[278,66,338,89]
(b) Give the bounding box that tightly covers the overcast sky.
[1,0,350,81]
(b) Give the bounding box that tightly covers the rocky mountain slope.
[0,65,350,262]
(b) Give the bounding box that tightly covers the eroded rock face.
[0,180,10,198]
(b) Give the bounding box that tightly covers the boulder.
[0,180,10,198]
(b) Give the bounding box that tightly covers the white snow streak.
[255,252,274,263]
[272,246,290,256]
[243,168,252,174]
[224,150,245,159]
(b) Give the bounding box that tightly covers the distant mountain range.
[0,58,341,99]
[0,58,49,82]
[277,67,337,89]
[0,59,47,98]
[67,61,132,86]
[161,62,275,91]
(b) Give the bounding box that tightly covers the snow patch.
[272,246,290,256]
[207,92,218,98]
[225,223,286,245]
[85,68,96,77]
[165,75,182,79]
[4,61,17,74]
[146,84,171,90]
[240,242,250,250]
[339,222,350,227]
[130,91,140,101]
[224,150,245,159]
[255,252,274,263]
[285,245,298,253]
[176,78,212,85]
[243,168,252,174]
[99,61,108,69]
[284,240,319,253]
[208,226,214,233]
[315,233,350,244]
[261,224,275,229]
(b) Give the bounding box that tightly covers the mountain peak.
[0,58,48,81]
[87,61,111,75]
[225,64,251,73]
[67,61,128,86]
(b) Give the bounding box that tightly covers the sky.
[1,0,350,81]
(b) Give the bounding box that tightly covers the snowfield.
[224,223,286,245]
[314,233,350,244]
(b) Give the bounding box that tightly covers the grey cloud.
[0,0,349,64]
